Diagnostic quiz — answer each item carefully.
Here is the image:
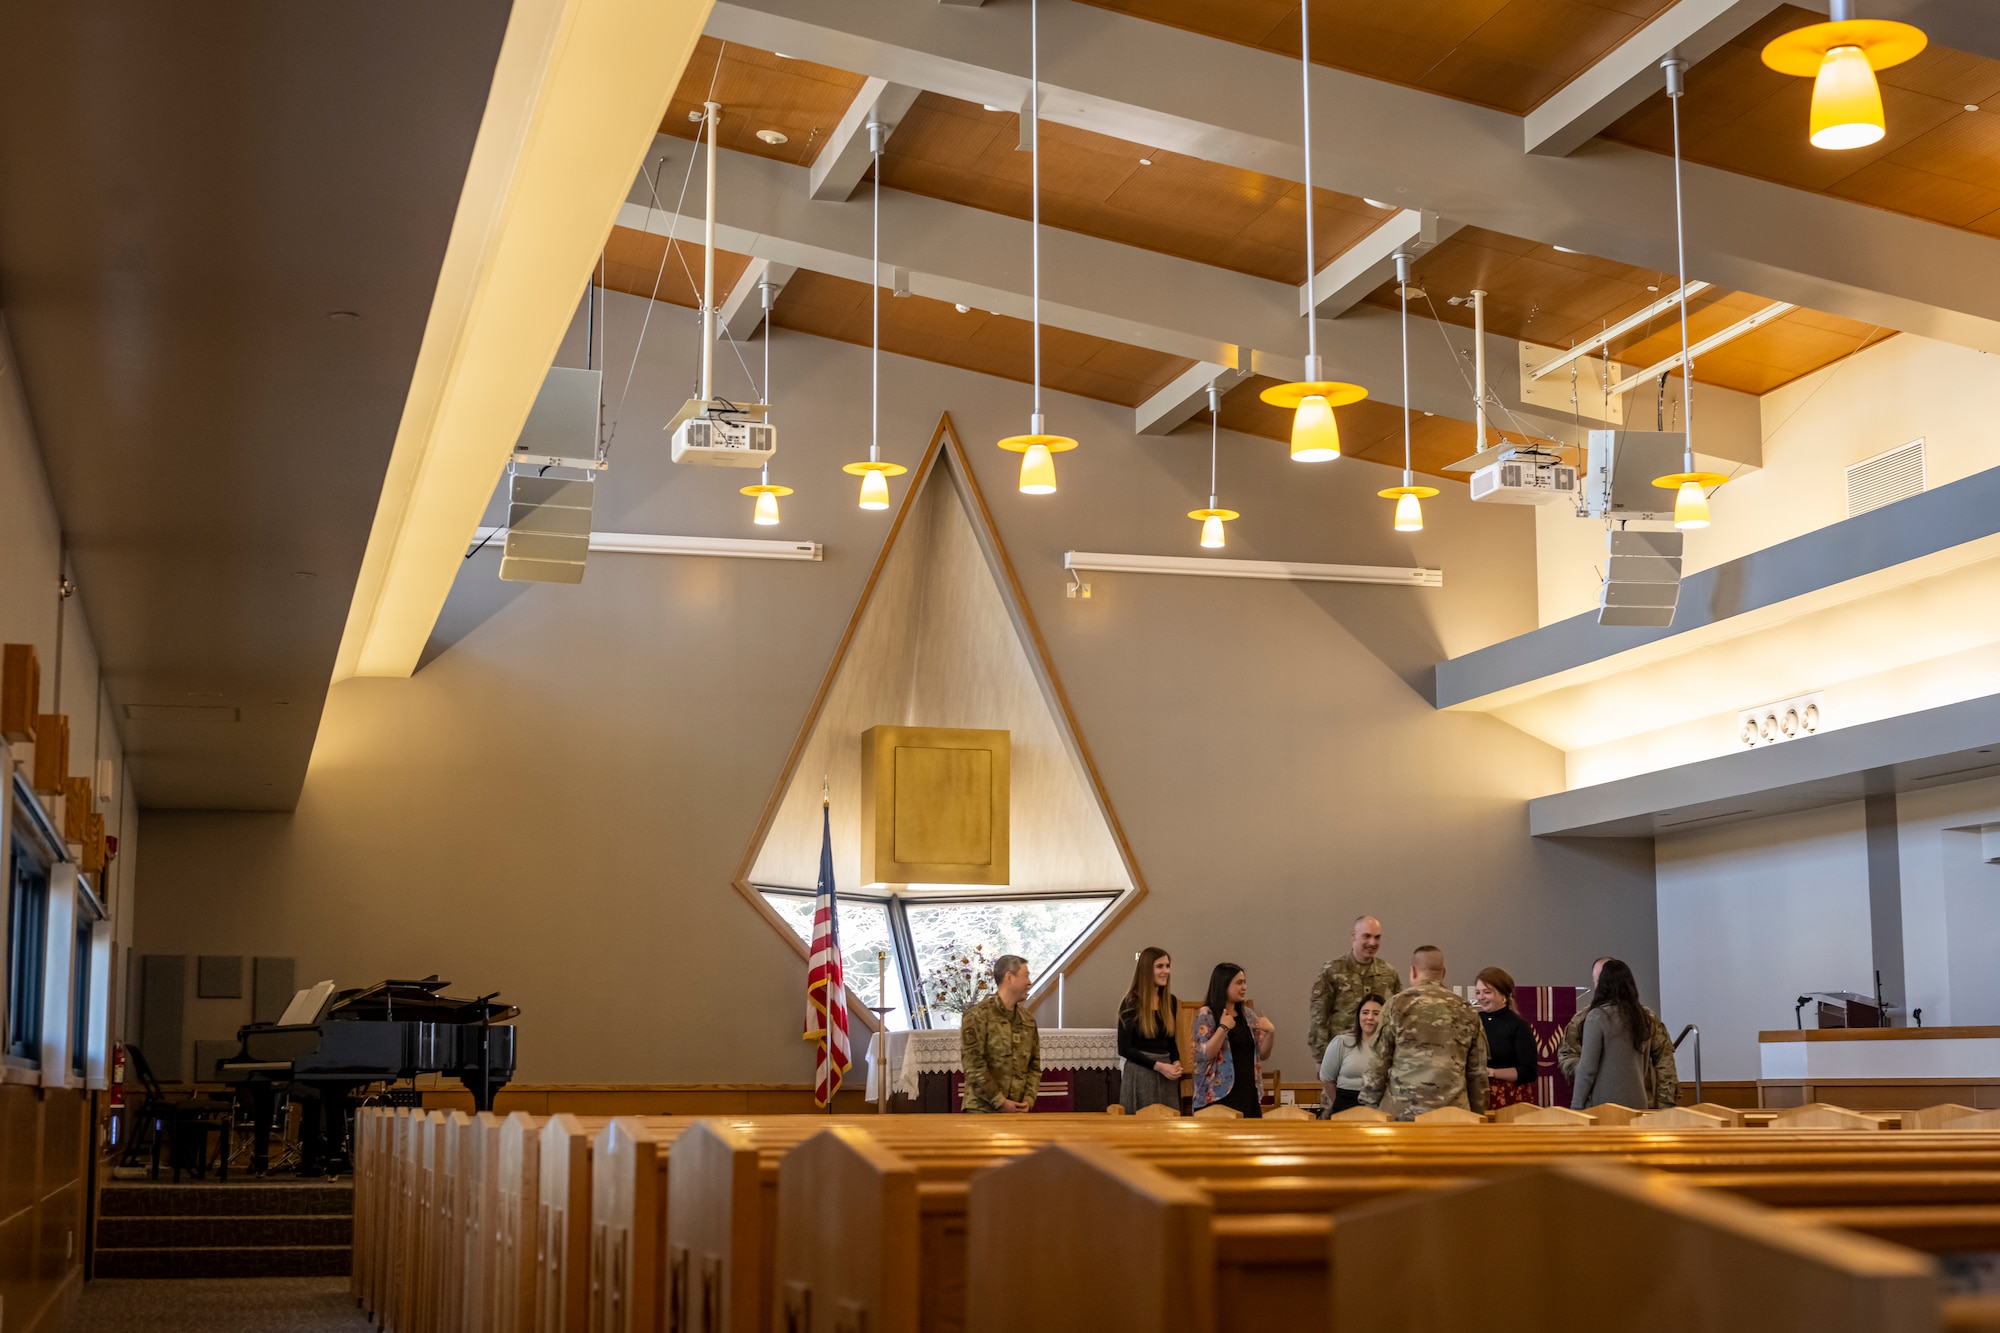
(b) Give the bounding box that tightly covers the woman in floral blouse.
[1192,962,1275,1116]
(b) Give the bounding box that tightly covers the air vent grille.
[1847,439,1924,517]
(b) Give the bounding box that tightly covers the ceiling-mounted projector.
[1469,448,1577,506]
[669,410,776,468]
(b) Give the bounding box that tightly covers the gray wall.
[136,291,1657,1084]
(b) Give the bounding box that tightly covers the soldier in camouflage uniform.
[1556,957,1679,1108]
[1307,915,1404,1061]
[1360,946,1489,1121]
[960,954,1041,1114]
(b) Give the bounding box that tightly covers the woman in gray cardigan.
[1571,959,1653,1110]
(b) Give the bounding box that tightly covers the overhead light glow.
[1290,394,1340,461]
[1395,492,1424,532]
[1810,45,1885,148]
[1363,198,1392,209]
[859,468,890,510]
[741,483,791,525]
[1019,442,1057,494]
[1201,514,1225,547]
[1674,480,1710,529]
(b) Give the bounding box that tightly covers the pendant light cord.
[1400,267,1412,484]
[1667,57,1693,470]
[1300,0,1317,368]
[1031,0,1043,416]
[872,129,881,464]
[1210,397,1219,506]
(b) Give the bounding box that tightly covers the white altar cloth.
[864,1027,1122,1100]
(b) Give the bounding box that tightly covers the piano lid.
[326,976,519,1025]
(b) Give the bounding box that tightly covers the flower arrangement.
[921,940,995,1018]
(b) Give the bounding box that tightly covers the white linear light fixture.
[1527,282,1711,381]
[996,0,1079,494]
[473,529,822,560]
[1649,56,1728,532]
[1608,301,1797,394]
[1065,551,1440,587]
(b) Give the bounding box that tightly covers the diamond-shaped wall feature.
[735,415,1147,1029]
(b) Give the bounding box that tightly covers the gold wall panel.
[861,724,1010,885]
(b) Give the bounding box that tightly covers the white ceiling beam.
[717,256,798,342]
[1609,301,1797,393]
[1524,0,1783,157]
[808,76,922,202]
[1134,361,1250,436]
[627,135,1765,461]
[1303,209,1461,318]
[705,0,2000,355]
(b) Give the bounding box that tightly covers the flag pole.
[825,775,833,1116]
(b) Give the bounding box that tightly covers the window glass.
[759,892,909,1031]
[71,915,92,1076]
[6,832,50,1063]
[903,897,1115,1028]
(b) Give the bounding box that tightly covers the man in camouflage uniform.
[1557,957,1679,1108]
[960,955,1040,1113]
[1307,915,1404,1061]
[1360,945,1488,1121]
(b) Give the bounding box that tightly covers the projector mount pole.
[701,100,720,410]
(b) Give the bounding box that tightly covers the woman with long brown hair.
[1116,947,1184,1112]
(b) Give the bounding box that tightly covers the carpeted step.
[97,1213,353,1248]
[92,1244,352,1279]
[97,1182,353,1217]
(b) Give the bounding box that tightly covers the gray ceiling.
[0,2,511,809]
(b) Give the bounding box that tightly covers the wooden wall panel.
[0,1084,87,1333]
[749,459,1133,898]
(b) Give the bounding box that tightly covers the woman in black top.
[1116,947,1184,1112]
[1473,966,1538,1109]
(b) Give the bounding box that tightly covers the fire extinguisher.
[108,1045,126,1146]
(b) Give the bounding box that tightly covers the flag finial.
[822,773,829,807]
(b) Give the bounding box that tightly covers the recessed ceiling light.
[756,129,789,145]
[1138,157,1152,165]
[1423,411,1434,417]
[1967,104,1981,112]
[775,52,796,59]
[955,303,971,313]
[982,103,1006,113]
[1646,284,1660,292]
[1553,245,1581,254]
[1363,198,1392,209]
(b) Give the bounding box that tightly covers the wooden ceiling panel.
[659,37,866,168]
[1357,226,1894,395]
[879,91,1396,284]
[1075,0,1678,115]
[599,226,753,310]
[1603,6,2000,239]
[768,269,1198,409]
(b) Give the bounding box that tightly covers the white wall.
[1538,333,2000,625]
[1655,802,1875,1080]
[0,316,138,1040]
[1893,773,2000,1030]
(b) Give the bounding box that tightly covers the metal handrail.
[1672,1023,1703,1105]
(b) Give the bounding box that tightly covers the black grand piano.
[217,976,518,1175]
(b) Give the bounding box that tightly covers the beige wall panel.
[751,463,1129,896]
[135,291,1656,1085]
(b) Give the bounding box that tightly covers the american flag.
[802,801,850,1106]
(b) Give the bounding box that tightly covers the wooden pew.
[537,1114,615,1333]
[493,1111,546,1333]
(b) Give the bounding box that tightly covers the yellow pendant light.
[997,0,1080,494]
[1376,253,1437,534]
[841,120,905,511]
[1187,383,1239,548]
[743,285,793,527]
[1761,3,1924,150]
[1259,0,1366,456]
[1650,58,1730,527]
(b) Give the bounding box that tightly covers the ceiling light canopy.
[1259,0,1367,462]
[1761,4,1926,150]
